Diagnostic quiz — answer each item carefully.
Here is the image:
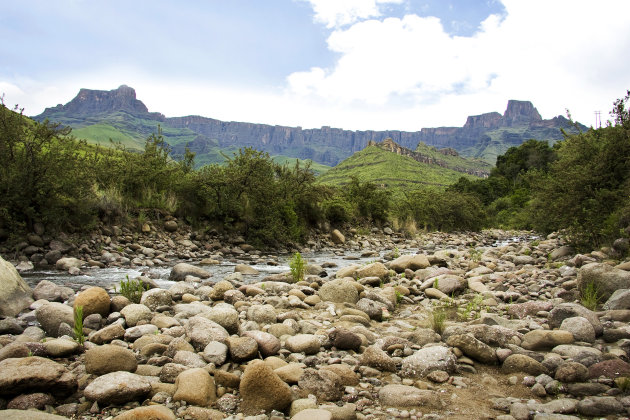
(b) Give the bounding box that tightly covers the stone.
[178,407,225,420]
[577,263,630,301]
[445,333,497,364]
[84,371,151,405]
[298,368,343,401]
[124,324,158,341]
[213,370,241,388]
[355,262,389,280]
[431,274,465,295]
[521,330,575,351]
[199,304,239,334]
[559,317,595,343]
[274,363,305,384]
[173,368,216,406]
[285,334,322,355]
[89,323,125,344]
[331,229,345,244]
[550,245,575,260]
[246,304,277,325]
[0,410,68,420]
[55,257,84,271]
[502,354,548,376]
[356,298,382,320]
[0,255,33,317]
[113,405,177,420]
[185,316,229,350]
[172,350,206,368]
[401,346,457,378]
[588,359,630,379]
[35,302,73,337]
[32,280,73,302]
[74,286,110,317]
[321,364,359,386]
[243,330,281,357]
[576,396,624,417]
[169,262,211,281]
[389,254,430,272]
[378,384,440,408]
[43,337,80,357]
[329,328,362,351]
[120,303,152,327]
[603,288,630,310]
[203,341,229,365]
[164,220,178,232]
[159,363,188,383]
[140,288,172,311]
[235,263,259,274]
[227,336,258,362]
[0,356,77,397]
[7,393,55,410]
[554,361,589,383]
[239,360,292,415]
[85,344,138,375]
[292,409,333,420]
[318,278,359,304]
[548,303,602,336]
[209,280,234,301]
[360,345,397,372]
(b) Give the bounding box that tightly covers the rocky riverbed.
[1,224,630,420]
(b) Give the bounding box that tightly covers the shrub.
[289,252,306,283]
[116,276,148,303]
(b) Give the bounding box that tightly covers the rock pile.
[1,229,630,419]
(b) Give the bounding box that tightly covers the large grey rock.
[43,337,80,357]
[1,410,68,420]
[521,330,575,351]
[355,262,389,280]
[120,303,152,327]
[55,257,84,271]
[169,263,211,281]
[85,344,138,375]
[379,384,440,408]
[285,334,322,355]
[445,333,497,364]
[32,280,73,302]
[298,368,343,401]
[603,288,630,310]
[35,302,73,337]
[246,304,277,325]
[84,371,151,405]
[140,288,172,311]
[202,341,228,365]
[318,278,359,304]
[239,360,292,415]
[548,303,602,336]
[0,356,77,397]
[243,330,281,357]
[198,303,239,334]
[559,316,596,343]
[401,346,457,378]
[0,255,33,317]
[578,263,630,301]
[389,254,430,273]
[185,315,229,350]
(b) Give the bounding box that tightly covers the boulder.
[35,302,73,337]
[285,334,322,355]
[74,286,110,317]
[331,229,345,244]
[577,263,630,300]
[120,303,152,327]
[243,330,281,357]
[226,336,258,362]
[379,384,440,408]
[185,316,229,350]
[43,337,80,357]
[85,344,138,375]
[298,368,343,401]
[202,341,229,365]
[521,330,575,351]
[55,257,84,271]
[32,280,73,302]
[502,354,548,375]
[603,288,630,310]
[84,371,151,405]
[113,406,176,420]
[169,263,211,281]
[140,288,172,311]
[360,345,397,372]
[239,360,292,415]
[0,255,33,317]
[445,334,497,364]
[164,220,178,232]
[1,410,68,420]
[173,368,216,406]
[355,262,389,280]
[401,346,457,378]
[389,254,430,272]
[559,316,596,343]
[318,278,359,304]
[235,264,259,275]
[548,303,602,336]
[199,304,239,334]
[89,323,125,344]
[0,356,77,397]
[246,304,277,325]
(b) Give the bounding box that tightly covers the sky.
[1,0,629,131]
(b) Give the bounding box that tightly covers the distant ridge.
[34,85,587,166]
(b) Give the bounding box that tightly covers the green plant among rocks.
[431,306,447,335]
[469,246,482,262]
[615,376,630,392]
[115,275,148,304]
[458,294,486,321]
[580,281,601,311]
[73,305,85,346]
[289,252,306,283]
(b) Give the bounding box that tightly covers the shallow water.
[20,248,402,292]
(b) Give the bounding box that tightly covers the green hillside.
[271,156,331,176]
[415,142,492,174]
[317,145,482,190]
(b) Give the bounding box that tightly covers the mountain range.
[34,85,587,166]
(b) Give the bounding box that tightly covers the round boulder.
[85,344,138,375]
[74,286,110,318]
[239,360,292,415]
[318,278,359,304]
[0,255,33,317]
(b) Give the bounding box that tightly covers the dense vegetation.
[1,91,628,250]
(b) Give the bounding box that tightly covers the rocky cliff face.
[33,86,586,166]
[37,85,165,121]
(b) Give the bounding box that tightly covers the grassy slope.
[317,146,480,190]
[415,142,492,173]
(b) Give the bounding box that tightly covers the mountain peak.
[35,85,164,121]
[503,100,542,126]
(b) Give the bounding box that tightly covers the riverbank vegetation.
[1,92,628,250]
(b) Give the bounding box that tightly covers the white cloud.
[288,0,630,128]
[300,0,404,28]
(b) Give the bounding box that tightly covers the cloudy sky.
[1,0,629,130]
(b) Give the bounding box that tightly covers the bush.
[289,252,306,283]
